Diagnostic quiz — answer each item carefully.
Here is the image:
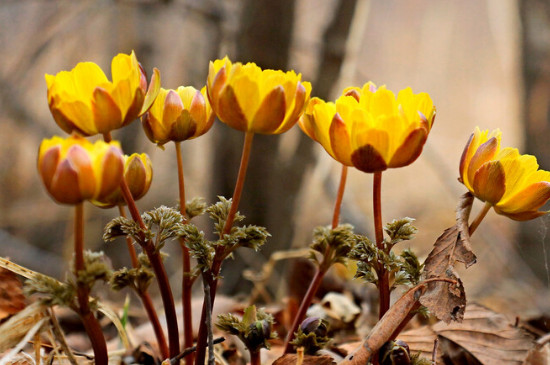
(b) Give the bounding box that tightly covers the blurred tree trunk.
[215,0,359,294]
[519,0,550,281]
[211,0,299,294]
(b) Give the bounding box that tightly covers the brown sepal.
[351,144,388,173]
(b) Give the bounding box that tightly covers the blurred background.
[1,0,549,316]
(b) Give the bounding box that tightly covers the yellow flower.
[45,51,160,136]
[142,86,214,146]
[38,135,124,205]
[459,127,550,221]
[299,82,435,173]
[206,56,312,134]
[92,153,153,208]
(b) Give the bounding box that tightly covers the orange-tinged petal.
[92,87,123,134]
[459,132,474,185]
[329,113,353,165]
[277,81,310,134]
[218,85,248,131]
[140,67,161,116]
[171,110,197,141]
[123,87,145,126]
[66,145,96,199]
[163,90,184,125]
[472,161,506,204]
[252,85,286,134]
[207,66,227,110]
[351,144,388,173]
[38,146,61,191]
[50,159,85,204]
[96,146,124,200]
[298,98,322,142]
[125,155,147,199]
[389,127,427,168]
[467,136,499,188]
[495,210,547,221]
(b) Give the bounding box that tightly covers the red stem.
[194,131,255,365]
[175,141,194,365]
[118,205,169,359]
[469,201,491,236]
[74,204,108,364]
[332,165,348,229]
[250,350,261,365]
[283,266,327,353]
[373,171,390,319]
[104,132,179,357]
[283,164,349,353]
[222,131,254,235]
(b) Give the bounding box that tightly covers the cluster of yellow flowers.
[39,51,550,221]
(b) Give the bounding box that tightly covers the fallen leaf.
[420,193,476,323]
[272,353,336,365]
[0,267,26,321]
[398,304,537,365]
[398,326,443,364]
[433,304,534,365]
[523,343,550,365]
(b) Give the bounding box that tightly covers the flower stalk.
[283,164,348,354]
[469,201,492,235]
[194,131,255,365]
[118,206,169,359]
[373,171,390,318]
[175,141,194,364]
[104,132,180,358]
[74,203,108,364]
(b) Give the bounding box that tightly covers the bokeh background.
[1,0,549,316]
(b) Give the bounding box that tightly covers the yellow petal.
[140,67,161,116]
[495,182,550,220]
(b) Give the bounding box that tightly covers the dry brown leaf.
[0,267,26,320]
[523,342,550,365]
[398,326,443,364]
[433,304,534,365]
[420,193,476,323]
[272,353,336,365]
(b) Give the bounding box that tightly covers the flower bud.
[142,86,214,146]
[38,135,124,205]
[92,153,153,208]
[290,317,330,355]
[300,317,328,338]
[380,340,411,365]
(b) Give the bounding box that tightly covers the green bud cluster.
[216,305,277,353]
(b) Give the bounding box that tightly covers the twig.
[537,332,550,346]
[48,308,79,365]
[169,337,225,365]
[296,347,304,365]
[205,280,215,365]
[432,337,439,364]
[243,248,310,304]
